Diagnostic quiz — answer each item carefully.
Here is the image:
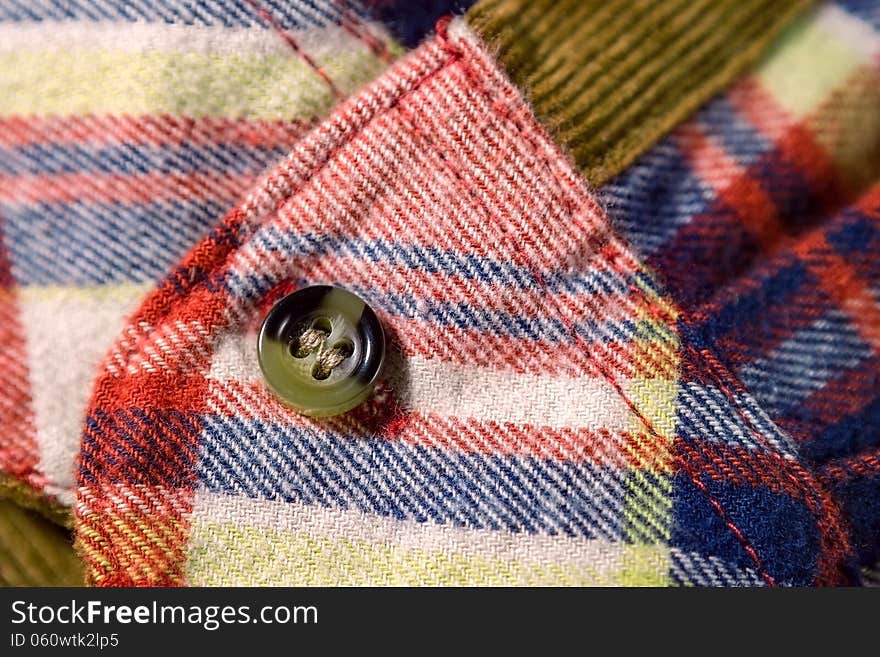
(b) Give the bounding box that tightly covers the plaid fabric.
[0,0,403,510]
[601,1,880,571]
[75,18,852,587]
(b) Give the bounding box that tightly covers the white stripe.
[0,20,390,61]
[669,548,764,587]
[208,332,635,431]
[20,284,149,494]
[820,4,880,59]
[394,354,633,430]
[189,489,628,568]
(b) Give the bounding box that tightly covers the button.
[258,285,385,418]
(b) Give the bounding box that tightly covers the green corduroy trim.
[467,0,815,187]
[0,472,73,529]
[0,499,84,586]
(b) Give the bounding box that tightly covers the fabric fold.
[600,0,880,573]
[0,0,404,586]
[75,18,851,586]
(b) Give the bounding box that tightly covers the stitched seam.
[85,24,797,586]
[244,0,343,99]
[454,27,847,584]
[78,43,458,585]
[444,29,781,586]
[818,448,880,483]
[197,50,460,304]
[110,46,456,372]
[682,337,851,584]
[334,0,394,63]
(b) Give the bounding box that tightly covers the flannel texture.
[2,0,877,587]
[75,18,852,587]
[0,0,401,512]
[601,1,880,571]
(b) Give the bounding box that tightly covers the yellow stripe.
[185,520,667,586]
[18,283,151,303]
[624,467,673,540]
[757,8,866,118]
[0,48,387,118]
[619,544,672,586]
[624,295,677,547]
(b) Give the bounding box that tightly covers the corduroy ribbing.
[0,499,82,586]
[467,0,815,186]
[0,472,72,528]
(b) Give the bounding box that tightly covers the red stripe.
[679,336,853,585]
[77,406,205,585]
[75,29,461,587]
[675,432,852,585]
[780,353,880,441]
[818,448,880,483]
[0,115,309,150]
[727,77,794,142]
[238,249,640,311]
[701,252,829,363]
[0,170,258,206]
[794,202,880,354]
[78,26,851,588]
[77,482,194,586]
[722,75,842,247]
[267,107,624,275]
[0,217,43,489]
[694,186,880,370]
[678,122,783,250]
[211,379,673,469]
[240,250,647,322]
[121,273,662,383]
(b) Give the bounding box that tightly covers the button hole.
[311,362,332,380]
[290,318,332,359]
[311,339,352,380]
[332,338,354,359]
[310,316,332,335]
[289,336,312,359]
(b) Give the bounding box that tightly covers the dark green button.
[257,285,385,417]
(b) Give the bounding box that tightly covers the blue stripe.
[697,97,771,167]
[195,417,629,539]
[739,310,873,416]
[350,288,570,340]
[672,474,819,586]
[0,0,358,28]
[3,198,228,285]
[676,382,800,458]
[838,0,880,31]
[831,475,880,569]
[247,228,539,286]
[349,286,660,344]
[827,209,880,260]
[230,271,650,343]
[697,259,810,350]
[0,142,289,177]
[81,408,199,486]
[748,145,816,231]
[601,140,714,258]
[235,229,638,291]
